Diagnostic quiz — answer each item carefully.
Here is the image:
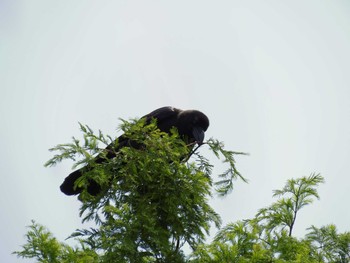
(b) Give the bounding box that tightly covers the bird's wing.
[142,106,181,133]
[142,106,179,123]
[103,107,180,160]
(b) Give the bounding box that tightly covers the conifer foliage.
[14,120,349,262]
[15,120,246,262]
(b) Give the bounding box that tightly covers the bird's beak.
[192,127,205,145]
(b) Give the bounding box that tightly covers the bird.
[60,106,210,196]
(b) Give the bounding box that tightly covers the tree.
[307,224,350,263]
[256,173,324,237]
[14,119,246,262]
[189,173,350,263]
[14,220,98,263]
[15,120,350,262]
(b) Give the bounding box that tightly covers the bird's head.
[177,110,209,145]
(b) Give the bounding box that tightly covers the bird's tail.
[60,168,102,196]
[60,169,83,195]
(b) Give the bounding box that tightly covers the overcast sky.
[1,1,350,262]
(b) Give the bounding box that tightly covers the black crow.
[60,106,209,196]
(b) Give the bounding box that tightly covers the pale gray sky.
[1,1,350,262]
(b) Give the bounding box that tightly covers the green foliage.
[189,174,350,263]
[13,220,98,263]
[15,120,350,262]
[256,173,324,237]
[205,139,248,196]
[307,224,350,262]
[16,119,247,262]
